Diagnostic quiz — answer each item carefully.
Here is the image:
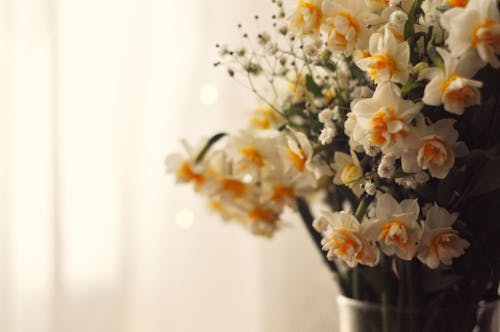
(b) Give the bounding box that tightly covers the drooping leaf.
[305,74,323,98]
[195,132,227,163]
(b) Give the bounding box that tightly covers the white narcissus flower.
[248,107,284,130]
[280,129,333,184]
[289,0,324,36]
[356,28,410,84]
[316,211,380,267]
[245,204,282,238]
[417,205,470,269]
[351,83,422,156]
[441,0,500,68]
[419,48,483,115]
[401,118,459,179]
[225,130,284,183]
[363,194,422,260]
[332,151,364,196]
[321,0,377,55]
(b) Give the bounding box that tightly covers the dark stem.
[296,197,338,274]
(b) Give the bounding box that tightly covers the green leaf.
[469,158,500,196]
[305,74,323,98]
[426,35,444,70]
[195,132,227,163]
[404,0,424,40]
[437,167,466,206]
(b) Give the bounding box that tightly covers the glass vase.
[337,295,500,332]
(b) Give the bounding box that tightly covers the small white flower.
[414,171,430,184]
[377,154,397,178]
[364,181,377,195]
[318,108,335,124]
[362,194,422,260]
[389,11,408,26]
[316,211,380,267]
[319,125,337,145]
[417,205,470,269]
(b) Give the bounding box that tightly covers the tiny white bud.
[415,171,430,184]
[389,11,408,26]
[319,126,336,145]
[364,181,377,196]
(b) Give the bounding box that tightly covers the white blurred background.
[0,0,338,331]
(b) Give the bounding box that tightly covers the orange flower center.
[240,147,265,168]
[177,162,205,185]
[472,19,500,48]
[332,230,362,255]
[419,137,447,166]
[298,1,323,29]
[221,179,247,197]
[441,75,476,104]
[271,185,295,202]
[380,222,408,248]
[370,108,408,146]
[448,0,467,6]
[369,54,396,80]
[288,148,307,172]
[248,208,278,224]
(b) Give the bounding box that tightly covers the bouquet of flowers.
[167,0,500,330]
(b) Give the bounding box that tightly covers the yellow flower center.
[288,148,307,172]
[298,1,323,29]
[370,108,408,146]
[250,107,280,130]
[271,185,295,202]
[248,208,278,224]
[221,179,247,197]
[340,164,363,186]
[240,147,265,168]
[327,12,361,47]
[369,54,396,80]
[380,222,408,248]
[177,162,205,185]
[472,19,500,48]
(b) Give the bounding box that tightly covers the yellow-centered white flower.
[401,118,459,179]
[441,0,500,68]
[315,211,380,267]
[350,83,422,155]
[321,0,377,55]
[356,28,410,84]
[289,0,324,36]
[417,205,470,269]
[363,194,421,260]
[420,48,483,115]
[332,151,364,196]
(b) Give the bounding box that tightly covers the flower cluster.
[166,119,332,237]
[168,0,500,313]
[313,194,469,269]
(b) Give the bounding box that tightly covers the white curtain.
[0,0,338,331]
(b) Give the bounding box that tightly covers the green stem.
[195,133,227,163]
